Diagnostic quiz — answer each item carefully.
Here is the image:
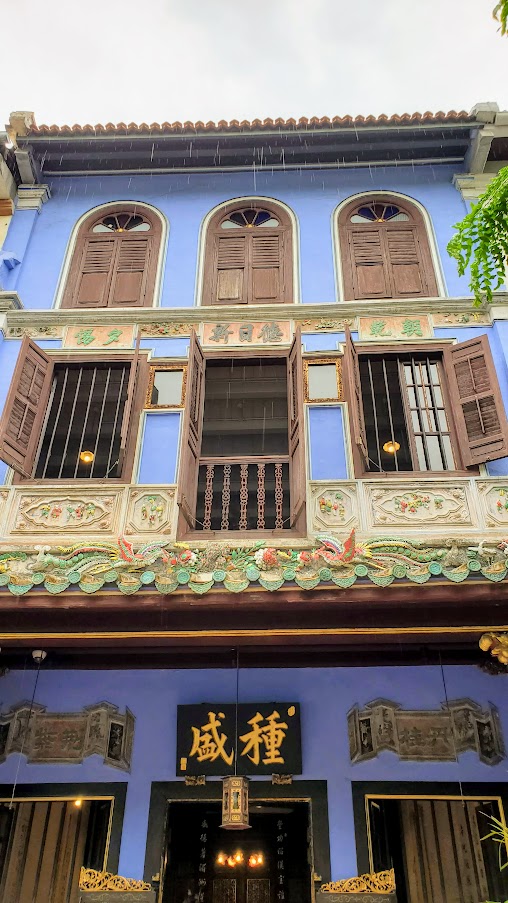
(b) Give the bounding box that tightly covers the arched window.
[338,196,438,300]
[203,203,293,305]
[61,204,162,309]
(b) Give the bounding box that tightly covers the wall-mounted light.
[79,450,94,465]
[74,799,83,808]
[382,439,400,455]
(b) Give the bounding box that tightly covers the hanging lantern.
[220,775,250,830]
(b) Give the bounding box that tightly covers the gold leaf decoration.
[79,867,152,891]
[320,869,395,894]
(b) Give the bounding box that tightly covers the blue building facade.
[0,106,507,902]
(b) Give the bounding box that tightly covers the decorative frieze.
[348,698,504,765]
[140,322,191,337]
[320,870,395,895]
[79,868,152,893]
[310,483,358,531]
[125,488,175,536]
[202,321,292,346]
[0,702,134,770]
[432,310,491,327]
[63,325,135,349]
[7,489,122,535]
[299,317,356,332]
[358,315,433,341]
[6,325,63,339]
[366,482,474,527]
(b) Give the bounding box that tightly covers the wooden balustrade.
[196,457,290,531]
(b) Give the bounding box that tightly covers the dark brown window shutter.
[214,236,247,304]
[0,337,54,477]
[287,326,306,528]
[444,335,508,466]
[177,331,206,530]
[348,229,390,299]
[385,229,427,296]
[343,327,368,467]
[251,234,282,303]
[74,238,116,307]
[110,237,151,307]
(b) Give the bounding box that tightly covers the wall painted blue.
[0,665,506,882]
[3,164,470,310]
[136,412,181,484]
[307,406,349,480]
[303,333,343,353]
[140,338,190,358]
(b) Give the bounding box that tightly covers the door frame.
[0,781,127,874]
[352,780,508,875]
[144,781,330,893]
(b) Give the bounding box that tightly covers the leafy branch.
[493,0,508,34]
[447,166,508,305]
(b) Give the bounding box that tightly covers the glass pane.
[221,220,241,229]
[442,434,455,469]
[427,435,445,470]
[150,369,184,406]
[307,364,339,400]
[415,435,427,470]
[411,410,421,432]
[437,409,449,431]
[433,385,443,406]
[258,218,279,227]
[406,386,417,407]
[403,364,413,386]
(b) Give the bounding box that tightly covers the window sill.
[357,469,477,479]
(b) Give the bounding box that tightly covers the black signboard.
[177,703,302,776]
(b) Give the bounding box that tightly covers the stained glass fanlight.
[220,208,280,229]
[350,203,409,224]
[92,212,151,233]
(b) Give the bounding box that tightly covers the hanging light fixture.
[221,650,250,830]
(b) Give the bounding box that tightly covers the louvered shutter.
[348,229,390,299]
[385,228,427,296]
[287,326,306,528]
[444,335,508,466]
[251,233,282,303]
[177,331,206,530]
[214,235,247,304]
[343,327,368,468]
[0,337,54,476]
[110,236,151,307]
[74,237,116,307]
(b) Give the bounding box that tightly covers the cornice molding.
[1,295,506,332]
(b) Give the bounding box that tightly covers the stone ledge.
[79,894,156,903]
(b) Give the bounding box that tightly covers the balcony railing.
[196,457,290,531]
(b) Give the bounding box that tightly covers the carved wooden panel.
[310,483,358,532]
[348,698,504,765]
[125,488,175,536]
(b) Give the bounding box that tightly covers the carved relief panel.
[364,481,475,529]
[478,481,508,528]
[125,488,176,536]
[6,488,124,536]
[309,483,359,532]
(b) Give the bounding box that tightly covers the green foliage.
[447,166,508,305]
[482,812,508,901]
[493,0,508,34]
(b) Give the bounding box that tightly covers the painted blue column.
[2,186,51,292]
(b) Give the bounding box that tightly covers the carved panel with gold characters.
[320,869,395,894]
[348,698,505,765]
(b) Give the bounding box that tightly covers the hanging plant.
[447,166,508,305]
[493,0,508,34]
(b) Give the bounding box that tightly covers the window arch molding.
[53,200,168,310]
[195,196,300,306]
[332,191,446,301]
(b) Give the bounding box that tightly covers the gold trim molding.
[480,632,508,665]
[320,869,395,894]
[79,867,151,892]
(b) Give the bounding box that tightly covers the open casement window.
[0,339,145,480]
[61,205,162,309]
[344,332,508,474]
[203,205,293,305]
[177,331,305,536]
[338,196,438,300]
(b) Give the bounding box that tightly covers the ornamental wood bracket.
[320,869,395,894]
[79,867,152,892]
[479,632,508,665]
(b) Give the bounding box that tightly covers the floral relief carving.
[478,481,508,528]
[368,484,472,526]
[13,494,115,533]
[125,489,175,536]
[310,483,358,531]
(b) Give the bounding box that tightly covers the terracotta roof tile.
[27,110,474,137]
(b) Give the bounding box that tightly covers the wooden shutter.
[444,334,508,466]
[214,235,247,304]
[385,228,427,296]
[287,326,306,528]
[74,237,116,307]
[0,337,54,477]
[343,327,368,468]
[110,236,151,307]
[348,229,390,299]
[177,331,206,530]
[251,233,282,303]
[117,335,142,474]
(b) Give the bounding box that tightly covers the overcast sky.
[2,0,508,130]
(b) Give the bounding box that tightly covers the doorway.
[162,801,312,903]
[367,795,508,903]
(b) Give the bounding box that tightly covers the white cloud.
[2,0,507,128]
